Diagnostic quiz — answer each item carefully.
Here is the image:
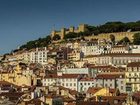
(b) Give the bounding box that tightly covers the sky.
[0,0,140,54]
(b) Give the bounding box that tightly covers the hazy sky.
[0,0,140,54]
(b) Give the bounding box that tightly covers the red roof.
[133,91,140,99]
[96,73,125,79]
[101,53,140,57]
[0,81,20,88]
[74,101,109,105]
[44,74,82,79]
[101,96,127,101]
[112,45,126,48]
[66,103,76,105]
[80,77,95,81]
[127,62,140,67]
[87,87,102,94]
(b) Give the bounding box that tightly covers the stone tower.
[60,28,66,39]
[78,24,87,32]
[69,26,75,32]
[51,30,56,38]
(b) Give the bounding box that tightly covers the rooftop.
[127,62,140,67]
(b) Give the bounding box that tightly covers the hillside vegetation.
[18,21,140,51]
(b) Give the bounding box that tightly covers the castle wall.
[85,31,140,42]
[51,24,87,39]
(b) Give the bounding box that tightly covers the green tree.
[133,33,140,45]
[110,34,115,44]
[45,35,51,44]
[64,32,78,39]
[118,37,130,45]
[52,34,61,41]
[19,35,52,50]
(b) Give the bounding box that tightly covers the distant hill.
[17,21,140,51]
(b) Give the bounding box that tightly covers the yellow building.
[83,55,98,64]
[86,87,119,101]
[67,49,81,61]
[125,62,140,92]
[0,64,34,86]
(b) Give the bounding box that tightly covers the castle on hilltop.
[51,24,88,39]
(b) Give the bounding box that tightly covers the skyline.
[0,0,140,54]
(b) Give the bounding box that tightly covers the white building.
[110,45,130,53]
[96,53,140,67]
[42,73,83,91]
[78,72,126,93]
[24,47,48,65]
[80,41,112,56]
[95,73,126,93]
[130,45,140,53]
[61,68,92,76]
[78,77,95,92]
[80,41,102,56]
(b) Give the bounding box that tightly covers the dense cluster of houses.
[0,39,140,105]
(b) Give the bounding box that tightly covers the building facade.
[126,62,140,92]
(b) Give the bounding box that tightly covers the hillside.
[18,21,140,51]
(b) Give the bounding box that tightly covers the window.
[121,86,123,90]
[129,78,131,82]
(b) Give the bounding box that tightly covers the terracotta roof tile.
[87,87,102,94]
[127,62,140,67]
[44,74,82,79]
[76,101,109,105]
[80,77,95,81]
[96,73,125,79]
[101,96,127,101]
